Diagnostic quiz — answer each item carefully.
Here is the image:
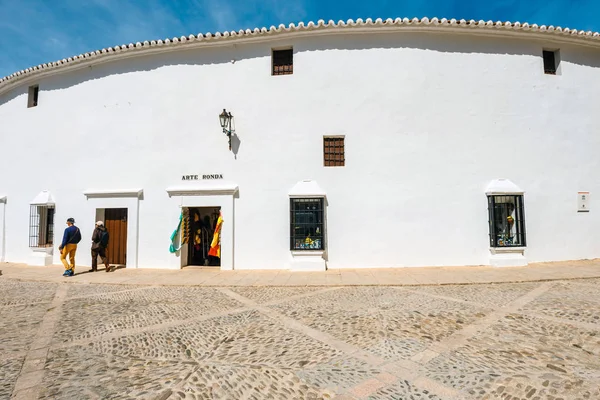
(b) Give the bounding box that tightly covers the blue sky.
[0,0,598,78]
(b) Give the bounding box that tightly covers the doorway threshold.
[182,265,221,270]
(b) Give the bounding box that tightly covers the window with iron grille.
[487,195,526,247]
[28,85,39,108]
[324,137,345,167]
[290,198,324,250]
[543,50,559,75]
[272,48,293,75]
[29,205,55,247]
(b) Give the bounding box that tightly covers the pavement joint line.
[346,378,386,398]
[407,281,555,367]
[343,359,465,399]
[217,288,387,364]
[51,286,343,351]
[361,283,556,400]
[51,304,258,350]
[216,287,464,400]
[2,272,598,398]
[11,284,68,399]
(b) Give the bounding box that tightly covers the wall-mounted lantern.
[219,109,234,150]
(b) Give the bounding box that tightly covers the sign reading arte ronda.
[181,174,224,181]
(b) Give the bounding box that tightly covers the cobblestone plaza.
[1,276,599,399]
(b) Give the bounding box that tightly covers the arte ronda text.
[181,174,224,181]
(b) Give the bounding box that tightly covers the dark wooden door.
[105,208,128,265]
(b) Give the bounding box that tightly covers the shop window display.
[488,195,526,247]
[290,198,324,250]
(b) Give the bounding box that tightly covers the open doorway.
[184,206,221,267]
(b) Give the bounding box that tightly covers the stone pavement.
[1,260,600,399]
[1,258,600,287]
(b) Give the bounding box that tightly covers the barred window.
[272,48,293,75]
[324,137,345,167]
[290,198,324,250]
[29,205,55,247]
[487,195,526,247]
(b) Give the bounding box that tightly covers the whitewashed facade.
[1,18,600,271]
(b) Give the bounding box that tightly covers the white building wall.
[0,196,6,262]
[1,31,600,269]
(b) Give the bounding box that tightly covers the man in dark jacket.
[90,221,110,272]
[59,217,81,276]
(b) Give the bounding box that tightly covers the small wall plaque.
[578,192,590,212]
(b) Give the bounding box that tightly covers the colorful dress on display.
[208,213,223,258]
[169,210,189,254]
[194,229,202,251]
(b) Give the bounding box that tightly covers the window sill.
[489,247,527,267]
[30,247,53,254]
[291,250,325,257]
[490,247,526,255]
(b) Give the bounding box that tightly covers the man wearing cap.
[90,221,110,272]
[59,218,82,276]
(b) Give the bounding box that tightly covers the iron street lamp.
[219,109,233,150]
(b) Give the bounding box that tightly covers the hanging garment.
[169,213,183,254]
[208,212,223,258]
[169,210,189,254]
[194,229,202,251]
[183,208,190,244]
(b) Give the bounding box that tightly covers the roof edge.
[2,17,600,96]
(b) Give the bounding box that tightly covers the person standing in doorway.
[90,221,110,272]
[59,217,82,276]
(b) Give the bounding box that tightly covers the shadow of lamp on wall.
[230,132,241,159]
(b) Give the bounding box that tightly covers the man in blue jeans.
[59,218,82,276]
